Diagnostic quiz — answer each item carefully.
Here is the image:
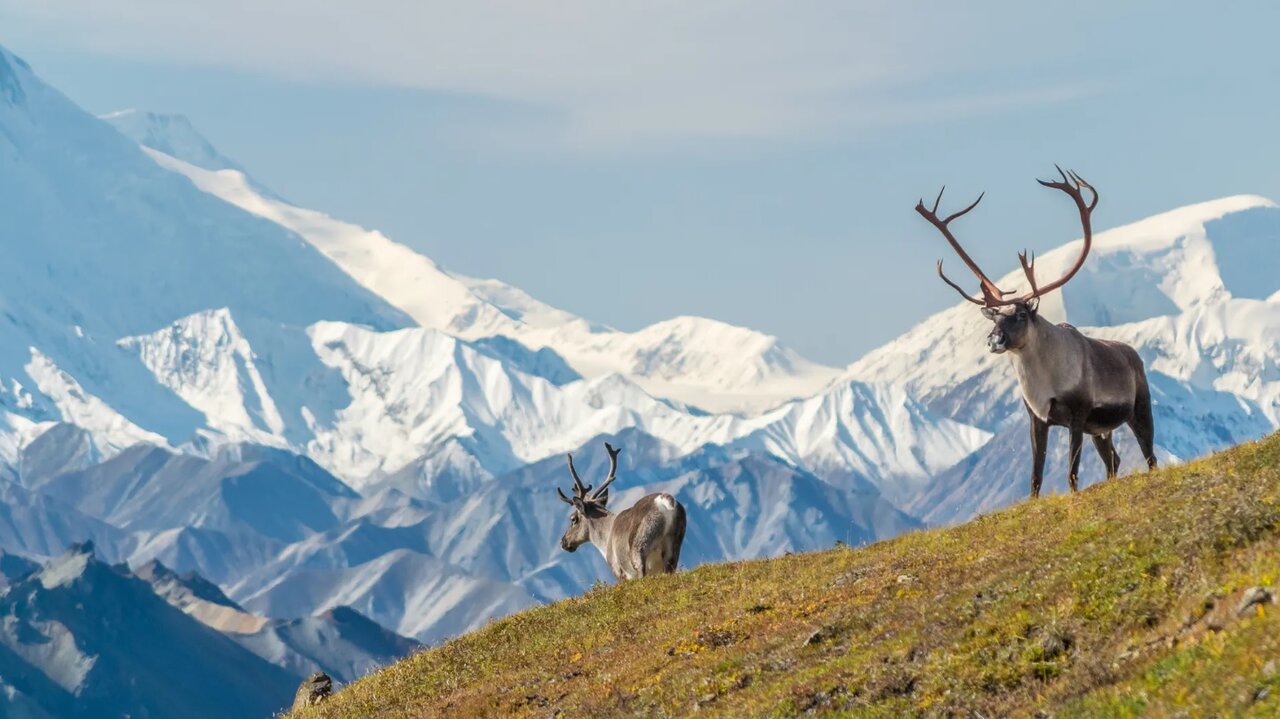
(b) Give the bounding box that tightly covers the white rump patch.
[654,494,676,511]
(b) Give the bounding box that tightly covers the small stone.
[1038,631,1071,660]
[896,574,918,585]
[1236,586,1275,617]
[804,626,834,646]
[1252,686,1271,704]
[290,671,333,712]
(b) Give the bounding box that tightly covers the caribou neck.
[1006,316,1085,421]
[1008,315,1074,362]
[582,511,617,559]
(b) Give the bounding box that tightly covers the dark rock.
[291,671,333,712]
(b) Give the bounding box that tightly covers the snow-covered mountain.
[98,109,252,177]
[848,195,1280,518]
[130,143,841,415]
[0,44,411,474]
[0,40,1278,716]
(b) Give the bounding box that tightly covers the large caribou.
[916,167,1157,498]
[556,442,687,580]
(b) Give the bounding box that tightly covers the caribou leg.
[1068,426,1084,492]
[1131,384,1158,471]
[1092,433,1120,479]
[1028,409,1049,499]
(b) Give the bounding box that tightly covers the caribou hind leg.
[1092,432,1120,479]
[1130,384,1158,471]
[665,503,686,573]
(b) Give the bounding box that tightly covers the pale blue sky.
[3,2,1278,364]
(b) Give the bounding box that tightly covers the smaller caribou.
[556,442,686,580]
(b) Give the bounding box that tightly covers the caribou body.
[916,167,1157,498]
[556,442,687,580]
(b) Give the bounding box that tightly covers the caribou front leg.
[1067,425,1084,492]
[1028,407,1049,499]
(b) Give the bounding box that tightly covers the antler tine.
[556,486,575,505]
[1012,166,1098,303]
[936,260,985,305]
[591,442,623,500]
[1018,250,1038,295]
[944,191,985,224]
[565,453,591,496]
[1068,170,1099,210]
[928,186,945,215]
[915,187,1006,306]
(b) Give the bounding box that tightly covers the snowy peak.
[143,147,519,338]
[0,46,417,464]
[988,195,1276,327]
[453,273,589,330]
[0,46,28,105]
[621,315,811,382]
[118,308,287,447]
[133,126,840,413]
[101,108,246,174]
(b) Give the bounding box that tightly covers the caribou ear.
[594,490,609,507]
[1026,297,1040,314]
[571,496,587,512]
[981,306,1000,321]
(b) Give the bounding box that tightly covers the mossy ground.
[291,433,1280,718]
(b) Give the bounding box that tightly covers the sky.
[3,1,1278,364]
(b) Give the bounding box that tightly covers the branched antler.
[557,442,623,505]
[915,167,1099,307]
[915,187,1007,306]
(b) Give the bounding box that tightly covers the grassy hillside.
[291,433,1280,718]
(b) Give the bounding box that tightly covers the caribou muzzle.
[987,328,1009,353]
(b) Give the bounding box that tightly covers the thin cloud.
[1,0,1107,147]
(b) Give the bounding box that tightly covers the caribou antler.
[1008,165,1097,302]
[915,187,1008,306]
[557,442,623,505]
[558,452,592,505]
[590,443,622,501]
[916,167,1098,307]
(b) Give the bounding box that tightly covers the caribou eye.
[571,515,579,524]
[1016,311,1027,320]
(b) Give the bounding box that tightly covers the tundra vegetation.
[289,432,1280,718]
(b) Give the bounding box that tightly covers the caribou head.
[556,442,621,552]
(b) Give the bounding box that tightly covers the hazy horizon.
[5,1,1278,364]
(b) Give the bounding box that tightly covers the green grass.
[291,433,1280,718]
